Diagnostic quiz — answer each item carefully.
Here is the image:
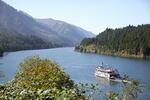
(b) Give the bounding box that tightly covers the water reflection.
[95,76,120,86]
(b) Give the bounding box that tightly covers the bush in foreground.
[0,56,141,100]
[0,56,86,99]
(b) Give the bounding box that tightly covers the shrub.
[0,56,86,99]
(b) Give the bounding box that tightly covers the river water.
[0,47,150,99]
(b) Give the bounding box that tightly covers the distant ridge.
[0,0,95,47]
[0,0,95,56]
[36,18,95,45]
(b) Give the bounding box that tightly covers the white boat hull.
[95,71,110,79]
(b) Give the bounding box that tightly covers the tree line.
[0,32,56,56]
[76,24,150,59]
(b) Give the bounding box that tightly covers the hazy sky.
[4,0,150,34]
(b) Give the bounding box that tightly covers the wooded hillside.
[76,24,150,59]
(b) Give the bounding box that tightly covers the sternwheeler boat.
[95,63,120,80]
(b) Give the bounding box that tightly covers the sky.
[3,0,150,34]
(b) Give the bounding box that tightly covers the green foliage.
[0,32,54,57]
[122,80,140,100]
[106,91,119,100]
[106,80,141,100]
[77,83,102,99]
[80,38,96,46]
[0,56,86,99]
[76,24,150,59]
[14,56,74,90]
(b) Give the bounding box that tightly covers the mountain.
[0,31,53,55]
[0,0,95,49]
[75,24,150,59]
[0,0,66,46]
[36,18,95,45]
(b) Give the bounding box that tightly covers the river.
[0,47,150,99]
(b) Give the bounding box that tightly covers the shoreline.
[0,46,74,57]
[75,48,150,60]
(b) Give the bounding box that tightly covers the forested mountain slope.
[76,24,150,59]
[37,18,95,45]
[0,0,94,46]
[0,31,53,56]
[0,0,94,56]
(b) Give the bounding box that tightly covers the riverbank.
[0,46,73,57]
[75,45,150,59]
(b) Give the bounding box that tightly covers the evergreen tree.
[76,24,150,59]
